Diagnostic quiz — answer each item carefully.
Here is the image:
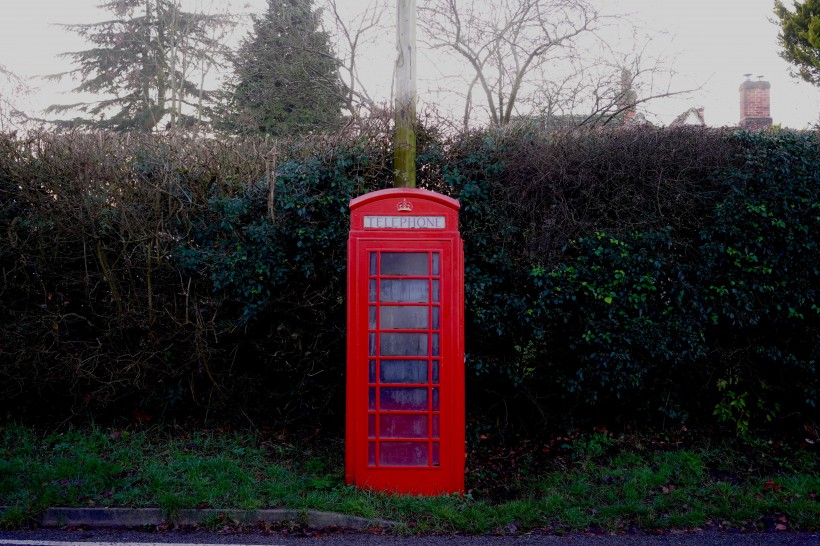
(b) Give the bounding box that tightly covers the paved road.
[1,529,819,546]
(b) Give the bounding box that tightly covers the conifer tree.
[223,0,345,136]
[48,0,232,131]
[775,0,820,86]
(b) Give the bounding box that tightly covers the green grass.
[0,423,817,533]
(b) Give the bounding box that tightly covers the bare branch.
[0,63,35,131]
[325,0,389,117]
[419,0,693,129]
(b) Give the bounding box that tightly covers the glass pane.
[432,334,440,356]
[432,253,440,275]
[380,333,428,356]
[369,252,377,275]
[368,442,376,465]
[432,443,440,466]
[369,306,377,329]
[432,415,440,438]
[369,280,377,302]
[380,387,428,410]
[380,280,428,302]
[432,307,440,330]
[380,360,428,383]
[368,360,376,383]
[380,442,428,466]
[380,253,428,276]
[368,333,376,356]
[368,414,376,438]
[432,388,440,411]
[368,387,376,410]
[432,361,440,384]
[379,414,428,438]
[432,280,440,302]
[380,306,428,329]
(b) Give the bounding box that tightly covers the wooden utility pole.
[394,0,416,188]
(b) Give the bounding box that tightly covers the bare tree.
[531,30,688,128]
[419,0,693,129]
[325,0,390,117]
[420,0,603,127]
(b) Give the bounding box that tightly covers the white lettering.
[363,216,446,229]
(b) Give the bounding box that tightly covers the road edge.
[1,506,396,531]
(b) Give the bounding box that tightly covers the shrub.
[698,131,819,436]
[0,125,815,438]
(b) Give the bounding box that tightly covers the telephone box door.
[346,189,464,495]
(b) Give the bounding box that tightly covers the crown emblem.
[396,198,413,212]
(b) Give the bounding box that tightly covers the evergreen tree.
[48,0,232,132]
[775,0,820,86]
[223,0,345,136]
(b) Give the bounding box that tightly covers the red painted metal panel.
[346,189,464,495]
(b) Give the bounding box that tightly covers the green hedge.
[0,126,816,437]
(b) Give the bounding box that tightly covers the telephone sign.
[346,188,464,495]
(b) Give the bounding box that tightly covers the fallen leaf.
[132,412,152,422]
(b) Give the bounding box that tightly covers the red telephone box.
[346,188,464,495]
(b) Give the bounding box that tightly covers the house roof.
[670,107,705,127]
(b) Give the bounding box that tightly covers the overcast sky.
[1,0,819,129]
[620,0,820,128]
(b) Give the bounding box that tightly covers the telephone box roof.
[350,188,460,211]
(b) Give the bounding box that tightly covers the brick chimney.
[619,69,638,125]
[739,76,771,129]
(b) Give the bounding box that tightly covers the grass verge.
[0,423,817,533]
